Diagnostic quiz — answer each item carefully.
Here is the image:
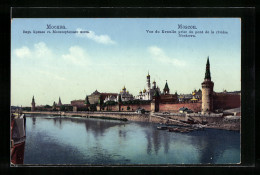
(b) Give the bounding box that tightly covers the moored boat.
[11,113,26,165]
[157,126,168,130]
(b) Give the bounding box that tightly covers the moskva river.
[23,114,240,165]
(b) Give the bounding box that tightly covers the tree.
[60,105,65,111]
[44,105,51,108]
[90,104,97,111]
[85,96,90,105]
[118,94,122,103]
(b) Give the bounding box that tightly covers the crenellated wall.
[74,93,240,112]
[213,93,240,110]
[159,102,202,112]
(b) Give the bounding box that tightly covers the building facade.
[116,86,134,102]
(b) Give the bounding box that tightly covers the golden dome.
[143,89,146,93]
[122,86,126,90]
[147,71,150,77]
[139,90,142,94]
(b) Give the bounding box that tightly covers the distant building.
[136,72,161,100]
[87,90,118,104]
[117,86,134,102]
[104,95,117,103]
[178,94,193,102]
[160,81,178,103]
[71,100,85,107]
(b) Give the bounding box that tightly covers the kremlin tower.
[31,96,35,111]
[201,57,214,114]
[58,97,62,106]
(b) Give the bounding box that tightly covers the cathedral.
[104,86,134,103]
[136,72,161,100]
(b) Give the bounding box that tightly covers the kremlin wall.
[30,57,241,113]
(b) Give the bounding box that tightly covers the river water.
[23,114,240,165]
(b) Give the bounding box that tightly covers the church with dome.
[117,86,134,102]
[136,72,161,100]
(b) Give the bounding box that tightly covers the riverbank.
[22,111,240,131]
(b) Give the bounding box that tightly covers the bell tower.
[147,71,151,91]
[201,57,214,114]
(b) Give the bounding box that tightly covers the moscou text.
[46,24,67,29]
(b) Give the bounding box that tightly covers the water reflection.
[24,115,240,164]
[189,129,240,164]
[53,117,63,129]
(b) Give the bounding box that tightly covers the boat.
[11,113,26,165]
[157,126,168,130]
[168,127,181,132]
[168,127,194,133]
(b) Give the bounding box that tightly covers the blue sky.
[11,18,241,106]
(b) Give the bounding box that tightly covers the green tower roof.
[204,57,211,80]
[164,80,169,90]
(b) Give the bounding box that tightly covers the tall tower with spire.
[31,96,35,111]
[58,97,62,106]
[147,71,151,91]
[201,57,214,113]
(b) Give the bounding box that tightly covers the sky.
[11,18,241,106]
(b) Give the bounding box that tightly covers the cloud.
[14,42,52,59]
[62,46,90,66]
[38,70,66,81]
[76,28,116,45]
[148,46,186,66]
[14,46,31,58]
[34,42,52,58]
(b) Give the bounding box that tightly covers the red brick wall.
[101,94,240,112]
[71,100,85,107]
[213,94,240,110]
[104,103,202,112]
[120,104,151,111]
[159,102,202,112]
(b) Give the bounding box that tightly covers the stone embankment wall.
[23,111,240,131]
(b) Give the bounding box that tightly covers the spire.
[32,96,35,103]
[58,96,62,106]
[147,71,150,78]
[164,80,169,90]
[163,80,170,94]
[204,56,211,80]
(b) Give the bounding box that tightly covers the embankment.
[22,111,240,131]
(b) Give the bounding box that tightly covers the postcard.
[11,18,241,166]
